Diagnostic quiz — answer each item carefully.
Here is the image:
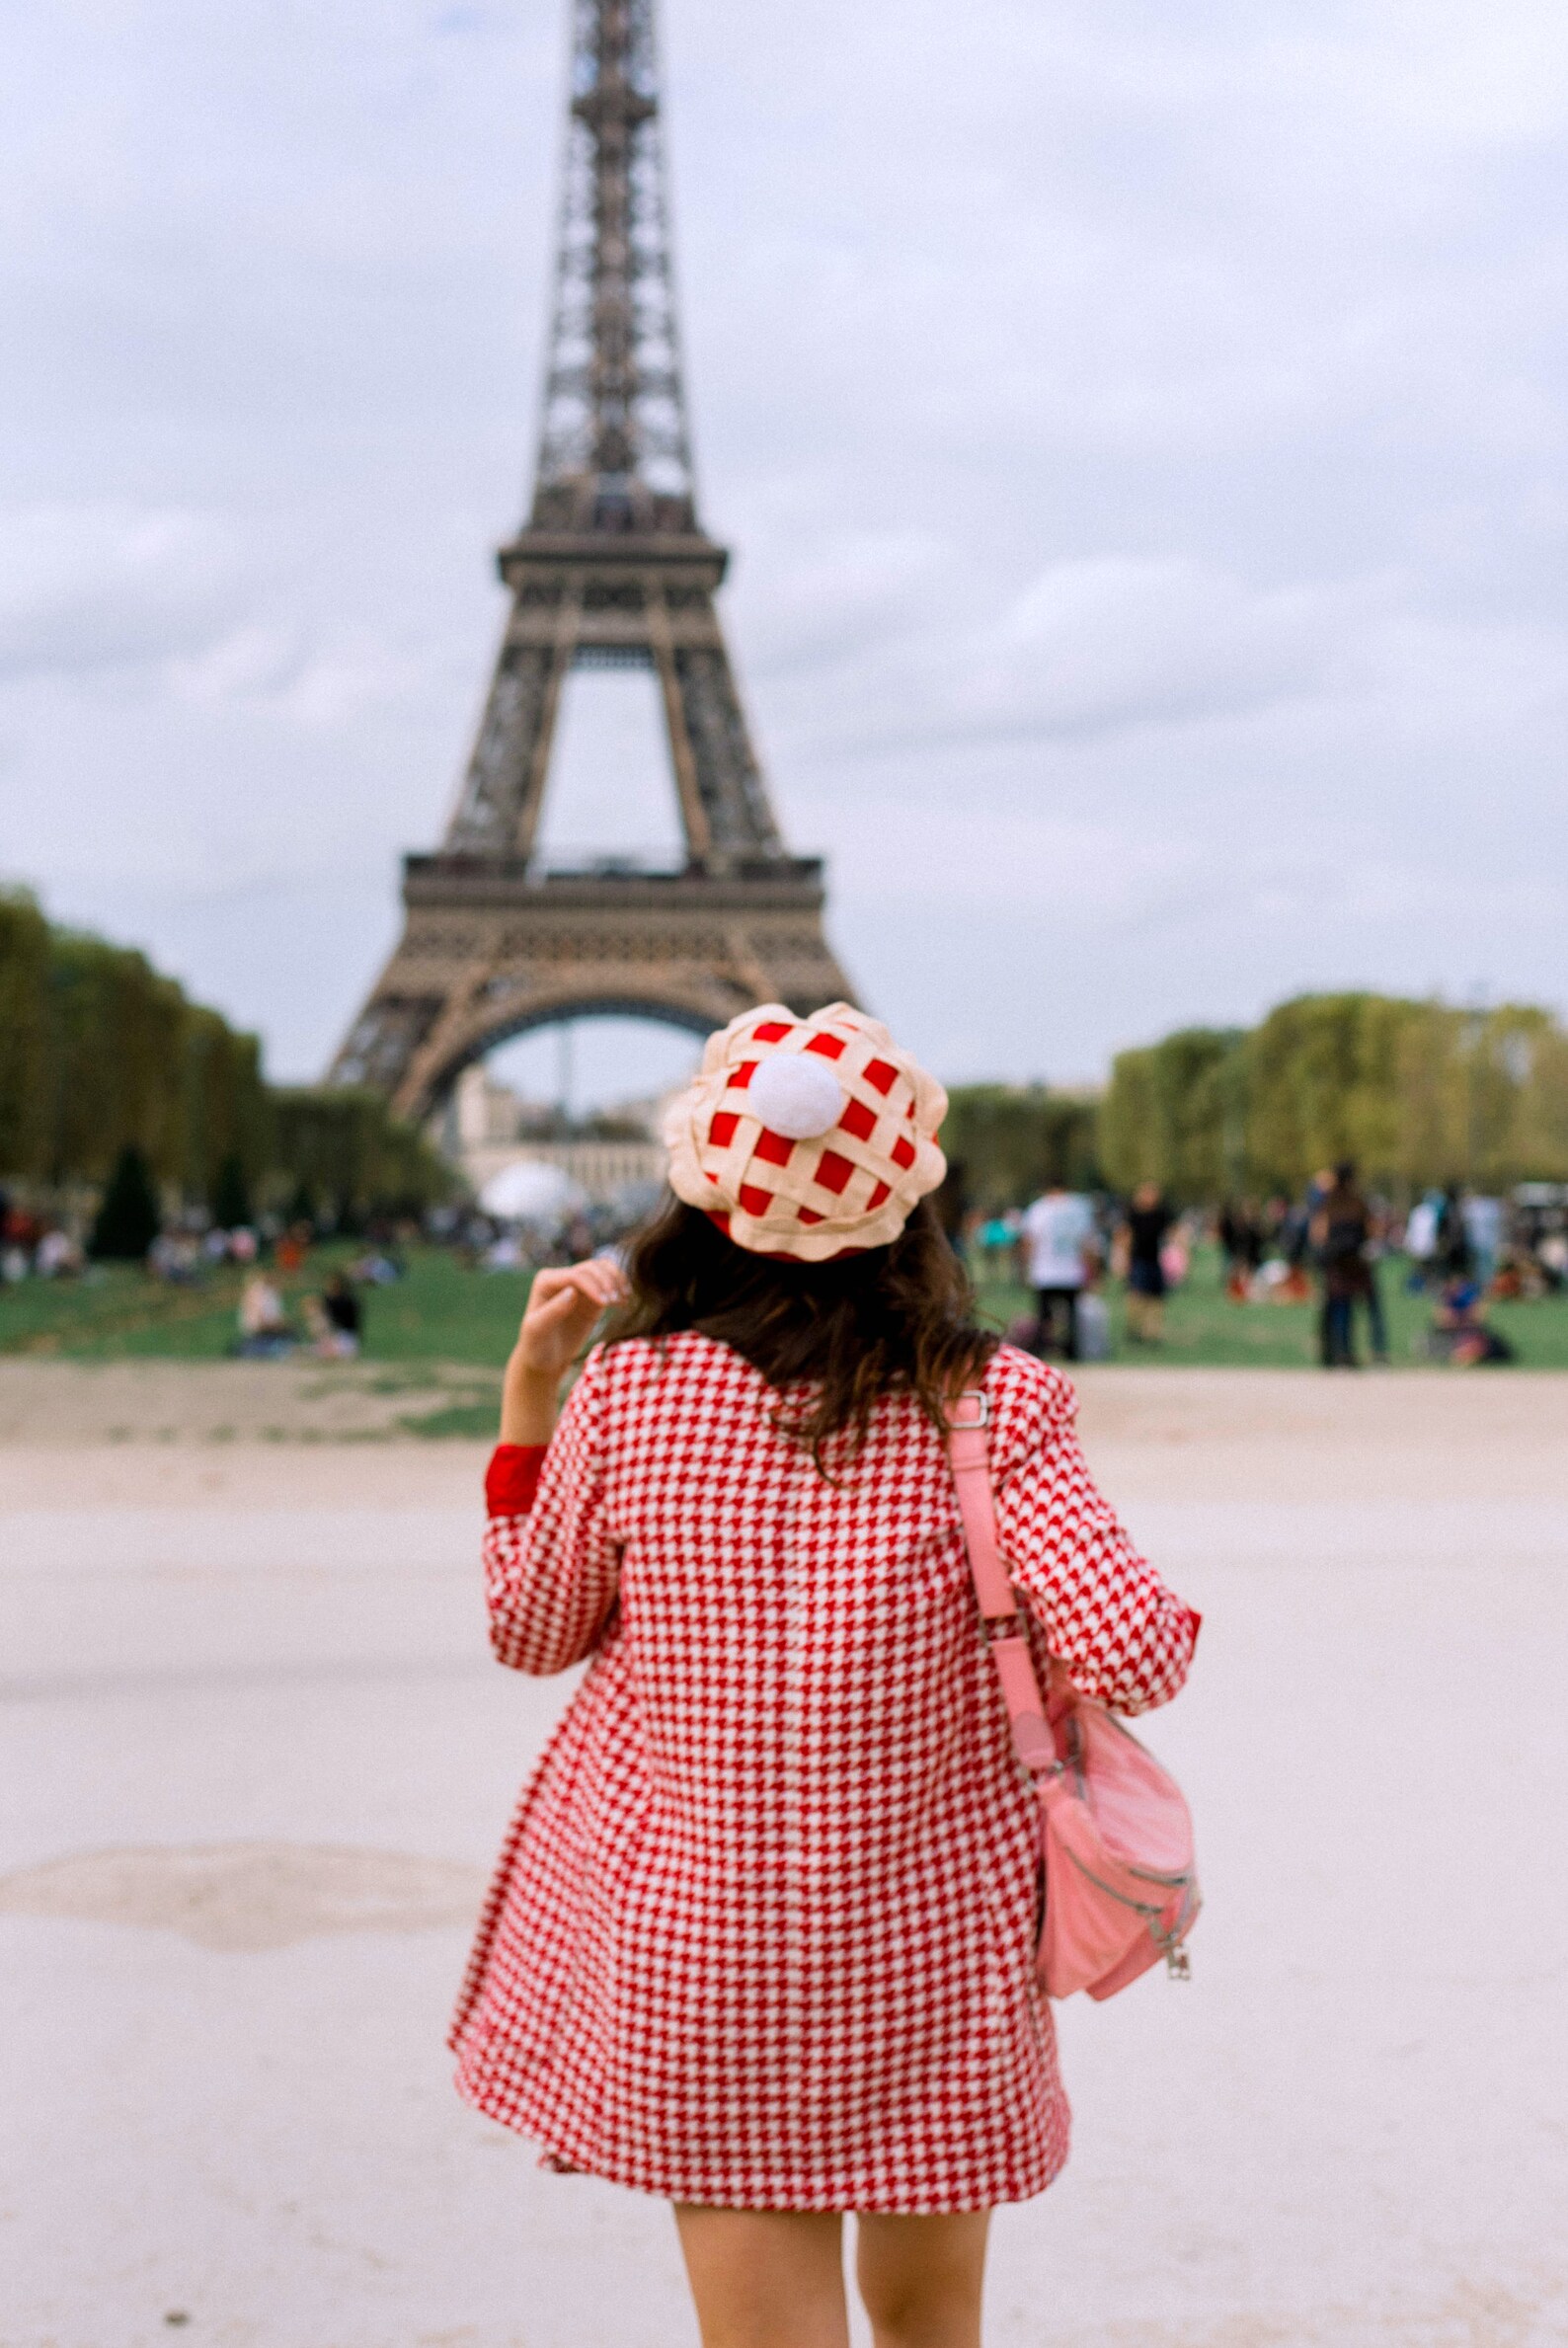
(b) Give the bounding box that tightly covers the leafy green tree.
[12,910,266,1209]
[1100,1029,1244,1202]
[89,1144,162,1259]
[45,930,189,1185]
[0,890,51,1179]
[2,896,449,1227]
[1108,992,1568,1203]
[1242,993,1420,1192]
[183,1008,270,1209]
[940,1085,1100,1211]
[1098,1049,1159,1193]
[1241,993,1568,1197]
[209,1151,254,1230]
[284,1178,318,1229]
[268,1087,454,1224]
[1497,1016,1568,1182]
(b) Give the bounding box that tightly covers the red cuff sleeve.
[485,1443,546,1519]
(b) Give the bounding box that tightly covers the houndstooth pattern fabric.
[449,1336,1198,2211]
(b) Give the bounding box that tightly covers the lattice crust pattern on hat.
[663,1002,948,1261]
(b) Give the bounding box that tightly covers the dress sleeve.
[991,1362,1199,1716]
[485,1444,546,1518]
[480,1346,620,1676]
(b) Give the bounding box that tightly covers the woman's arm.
[993,1367,1199,1715]
[482,1257,630,1676]
[499,1256,629,1442]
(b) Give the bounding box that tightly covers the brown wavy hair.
[604,1194,996,1458]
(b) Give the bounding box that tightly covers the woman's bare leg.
[672,2206,849,2348]
[854,2211,991,2348]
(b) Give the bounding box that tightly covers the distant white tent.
[479,1158,588,1225]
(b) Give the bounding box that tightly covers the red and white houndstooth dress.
[449,1332,1198,2212]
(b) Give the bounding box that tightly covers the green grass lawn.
[0,1246,531,1369]
[5,1240,1567,1374]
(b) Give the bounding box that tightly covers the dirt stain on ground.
[0,1841,488,1950]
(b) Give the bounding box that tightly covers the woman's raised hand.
[513,1256,631,1376]
[500,1256,631,1445]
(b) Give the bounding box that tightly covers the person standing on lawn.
[1310,1161,1374,1368]
[1119,1181,1175,1344]
[450,1002,1200,2348]
[1016,1176,1096,1362]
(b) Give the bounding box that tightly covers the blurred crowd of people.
[234,1261,380,1361]
[0,1197,86,1286]
[7,1158,1566,1375]
[228,1189,660,1360]
[953,1166,1567,1370]
[228,1221,411,1359]
[1220,1173,1566,1367]
[435,1196,645,1275]
[0,1180,415,1366]
[0,1191,317,1290]
[958,1171,1192,1366]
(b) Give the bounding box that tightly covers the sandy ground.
[2,1369,1566,2345]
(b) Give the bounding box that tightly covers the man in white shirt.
[1018,1183,1096,1361]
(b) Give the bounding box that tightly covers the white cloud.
[971,558,1356,741]
[742,528,948,676]
[0,506,240,680]
[168,624,428,729]
[167,624,302,705]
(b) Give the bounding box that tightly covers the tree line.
[941,1086,1100,1213]
[948,991,1568,1212]
[0,890,452,1227]
[1100,993,1568,1205]
[8,888,1562,1227]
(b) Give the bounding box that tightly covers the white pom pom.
[748,1053,844,1140]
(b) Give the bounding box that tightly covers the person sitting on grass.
[1429,1277,1516,1367]
[320,1272,362,1360]
[233,1273,292,1359]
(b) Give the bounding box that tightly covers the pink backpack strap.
[944,1390,1057,1775]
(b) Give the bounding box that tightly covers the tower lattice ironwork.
[331,0,851,1121]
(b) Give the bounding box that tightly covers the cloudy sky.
[2,0,1564,1100]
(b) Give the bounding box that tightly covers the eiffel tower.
[331,0,852,1122]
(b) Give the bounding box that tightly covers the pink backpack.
[946,1391,1200,1999]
